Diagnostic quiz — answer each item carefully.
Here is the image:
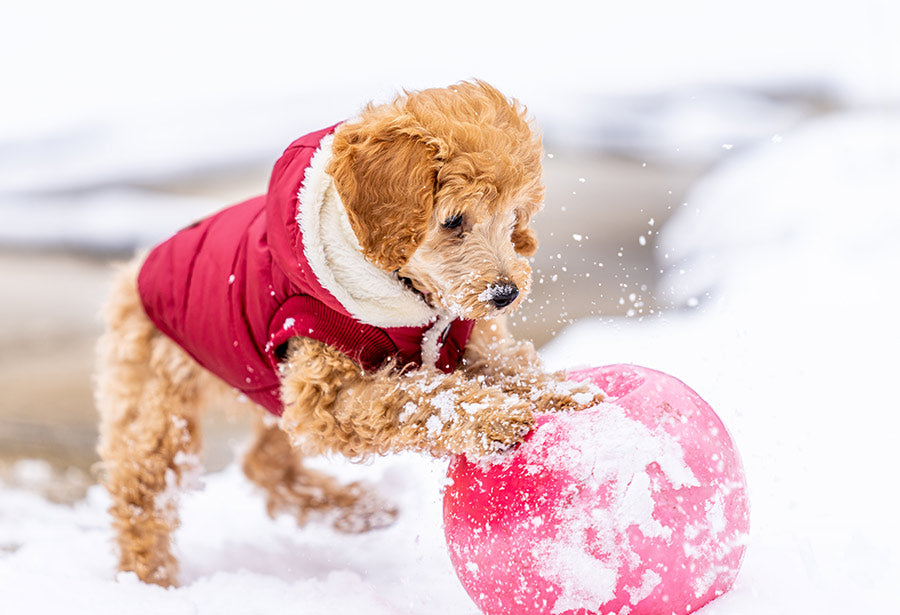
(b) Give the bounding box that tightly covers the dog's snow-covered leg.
[242,414,397,532]
[278,337,534,460]
[96,262,205,587]
[462,316,605,412]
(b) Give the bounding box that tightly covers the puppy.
[95,80,602,587]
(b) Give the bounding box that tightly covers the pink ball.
[443,364,749,615]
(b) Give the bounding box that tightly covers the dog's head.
[327,80,544,320]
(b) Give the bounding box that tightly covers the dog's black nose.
[489,284,519,308]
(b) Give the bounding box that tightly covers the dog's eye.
[442,213,463,230]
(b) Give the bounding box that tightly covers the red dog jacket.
[138,124,474,415]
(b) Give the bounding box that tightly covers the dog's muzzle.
[484,283,519,309]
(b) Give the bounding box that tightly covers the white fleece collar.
[296,134,441,329]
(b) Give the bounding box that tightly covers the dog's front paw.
[451,398,534,459]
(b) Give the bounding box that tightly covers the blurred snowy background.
[1,0,898,612]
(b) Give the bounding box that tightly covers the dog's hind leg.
[96,262,207,587]
[242,415,397,533]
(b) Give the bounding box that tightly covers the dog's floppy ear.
[511,208,539,257]
[328,118,442,271]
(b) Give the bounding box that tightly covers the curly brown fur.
[96,80,603,587]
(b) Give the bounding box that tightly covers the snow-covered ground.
[2,110,897,613]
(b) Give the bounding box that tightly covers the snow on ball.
[443,364,749,615]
